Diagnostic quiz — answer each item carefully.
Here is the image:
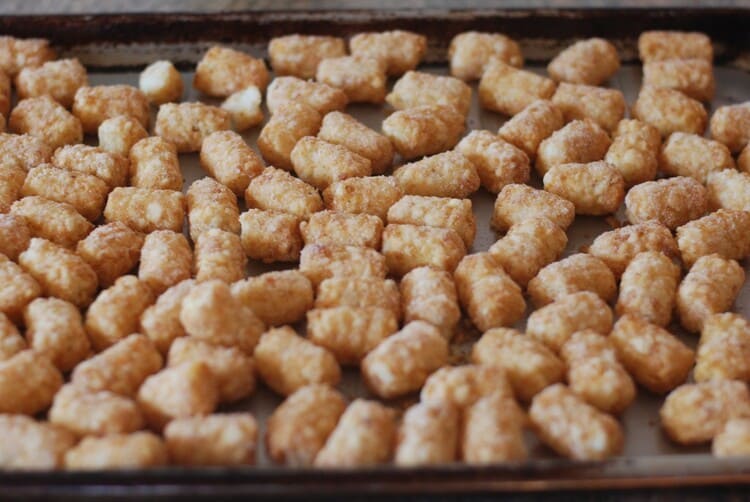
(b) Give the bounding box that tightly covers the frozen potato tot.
[393,151,480,198]
[527,253,616,307]
[396,401,459,466]
[676,209,750,267]
[139,279,194,355]
[0,213,29,261]
[472,328,565,402]
[138,60,182,105]
[659,132,734,183]
[632,86,707,137]
[491,183,575,232]
[200,130,264,195]
[299,243,387,288]
[710,102,750,153]
[0,415,74,470]
[529,383,623,460]
[301,210,383,249]
[498,99,564,160]
[449,31,523,81]
[323,175,403,221]
[400,267,460,339]
[316,55,386,104]
[15,58,87,108]
[616,251,681,327]
[676,254,744,333]
[11,196,92,248]
[138,230,192,294]
[239,209,302,263]
[0,253,41,322]
[624,177,708,230]
[266,76,347,116]
[257,101,321,170]
[535,119,611,176]
[547,38,619,85]
[382,223,465,276]
[0,165,24,213]
[605,118,660,186]
[291,136,371,190]
[638,30,713,62]
[318,111,393,175]
[244,166,323,220]
[0,349,62,415]
[52,143,128,189]
[552,82,625,132]
[421,364,514,409]
[387,71,472,117]
[231,270,313,326]
[104,187,185,234]
[97,115,149,157]
[455,130,530,194]
[24,297,90,371]
[269,34,346,79]
[462,393,526,464]
[0,312,25,361]
[479,60,556,116]
[382,105,465,160]
[154,102,230,153]
[65,432,168,470]
[165,414,258,466]
[129,136,182,191]
[72,85,149,134]
[221,86,264,131]
[49,384,143,437]
[187,177,240,241]
[255,326,341,396]
[315,277,399,319]
[713,418,750,457]
[77,222,144,287]
[543,161,624,215]
[695,313,750,382]
[643,58,714,102]
[194,229,246,283]
[0,132,52,171]
[388,195,475,249]
[349,30,426,76]
[0,36,55,76]
[707,169,750,212]
[194,46,269,97]
[9,96,82,149]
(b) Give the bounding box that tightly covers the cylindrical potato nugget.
[461,393,527,464]
[616,251,681,327]
[706,169,750,212]
[393,151,480,199]
[527,253,616,307]
[104,187,185,234]
[695,313,750,383]
[543,161,625,215]
[186,177,240,241]
[316,56,387,104]
[64,432,168,470]
[624,177,708,230]
[256,101,321,170]
[0,349,62,415]
[11,196,93,248]
[479,60,556,116]
[199,130,264,195]
[267,76,347,116]
[455,130,531,194]
[382,105,465,160]
[139,60,183,105]
[194,228,246,283]
[52,144,128,189]
[24,297,90,371]
[492,183,575,232]
[318,111,393,175]
[631,86,707,137]
[129,136,182,191]
[231,270,313,326]
[269,35,346,79]
[72,85,149,134]
[22,164,109,221]
[449,31,523,81]
[498,100,565,160]
[605,119,661,186]
[382,223,466,276]
[547,38,619,85]
[97,115,149,157]
[291,136,371,190]
[239,209,302,263]
[139,279,194,355]
[315,276,400,318]
[535,119,611,176]
[0,415,74,470]
[552,82,625,131]
[349,30,426,76]
[710,102,750,153]
[323,175,403,222]
[396,402,459,466]
[0,36,56,77]
[659,132,734,184]
[713,418,750,457]
[221,86,264,131]
[9,96,83,149]
[643,58,714,102]
[386,71,472,117]
[138,230,192,294]
[387,195,475,251]
[676,209,750,267]
[244,166,323,220]
[301,210,383,249]
[400,267,460,340]
[638,30,713,62]
[421,364,514,409]
[49,384,143,437]
[299,244,387,288]
[154,102,230,153]
[165,414,258,466]
[193,46,269,97]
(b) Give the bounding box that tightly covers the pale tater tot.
[231,271,313,326]
[0,349,62,414]
[695,313,750,383]
[527,291,613,353]
[0,312,26,361]
[299,243,387,288]
[85,275,155,351]
[0,254,41,322]
[269,35,346,79]
[104,187,185,233]
[65,432,167,470]
[323,176,403,221]
[9,96,83,149]
[316,55,386,104]
[547,38,619,85]
[307,306,398,365]
[0,213,29,261]
[588,220,679,277]
[154,102,230,153]
[266,76,347,116]
[221,86,264,131]
[479,60,556,116]
[421,364,514,408]
[643,58,714,102]
[24,297,90,372]
[543,161,624,216]
[462,393,527,464]
[194,229,246,283]
[314,398,396,467]
[138,60,183,105]
[713,418,750,457]
[387,71,472,117]
[318,112,393,175]
[660,132,734,183]
[382,223,466,276]
[254,326,341,396]
[0,415,74,470]
[535,119,611,176]
[661,380,750,445]
[388,195,475,250]
[19,237,97,308]
[676,209,750,267]
[0,166,25,213]
[393,151,480,198]
[245,167,323,220]
[52,143,128,189]
[194,46,269,97]
[552,82,625,132]
[0,36,55,76]
[266,384,347,466]
[129,136,182,191]
[362,321,448,399]
[291,136,371,190]
[200,130,264,195]
[187,177,240,241]
[498,100,564,160]
[15,58,88,108]
[349,30,426,76]
[472,328,565,402]
[49,384,143,437]
[165,414,258,466]
[616,251,681,327]
[638,30,713,63]
[707,169,750,212]
[605,119,661,186]
[527,253,616,307]
[0,132,52,171]
[529,383,624,460]
[72,85,149,134]
[139,279,193,355]
[491,183,575,232]
[455,130,531,194]
[400,267,460,339]
[97,115,148,157]
[454,252,525,331]
[77,222,143,287]
[263,110,328,174]
[710,102,750,153]
[11,196,92,248]
[631,86,707,137]
[382,105,465,160]
[239,209,302,263]
[489,217,567,287]
[676,254,744,333]
[301,210,383,249]
[71,334,163,397]
[624,177,708,230]
[139,230,192,294]
[449,31,523,81]
[396,401,459,466]
[611,315,694,394]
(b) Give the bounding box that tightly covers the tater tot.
[49,384,143,437]
[221,86,264,131]
[491,183,575,232]
[138,60,183,105]
[547,38,619,85]
[605,118,660,186]
[707,169,750,212]
[269,35,346,79]
[129,136,183,191]
[0,312,26,361]
[72,85,149,134]
[65,432,168,469]
[139,279,193,355]
[318,111,393,175]
[479,60,556,116]
[97,115,148,157]
[529,383,623,460]
[710,102,750,153]
[382,105,465,160]
[676,254,744,333]
[349,30,426,76]
[0,166,25,213]
[588,220,679,277]
[323,175,403,222]
[199,130,264,195]
[387,195,475,250]
[616,251,681,327]
[244,166,323,220]
[713,418,750,457]
[624,177,708,230]
[138,230,192,294]
[382,223,466,276]
[291,136,371,190]
[488,217,568,287]
[535,119,611,176]
[194,229,246,283]
[52,143,128,189]
[165,414,258,466]
[393,151,480,198]
[85,275,155,351]
[194,46,269,97]
[0,415,74,470]
[154,102,230,153]
[77,222,143,287]
[0,132,52,171]
[661,380,750,445]
[498,100,565,160]
[11,196,92,248]
[231,270,313,326]
[638,30,713,63]
[0,254,41,322]
[266,76,347,116]
[527,253,616,307]
[18,238,97,308]
[401,267,461,340]
[71,333,163,397]
[299,243,387,288]
[421,364,514,408]
[472,328,564,402]
[9,96,83,149]
[266,384,347,466]
[15,58,87,108]
[301,210,383,249]
[104,187,185,234]
[257,101,321,170]
[396,401,459,466]
[316,55,386,104]
[455,130,531,194]
[186,177,240,241]
[239,209,302,263]
[454,252,525,331]
[24,297,90,371]
[643,58,714,102]
[676,209,750,267]
[660,132,734,183]
[314,399,396,467]
[632,86,707,138]
[543,161,624,215]
[461,393,526,464]
[552,82,625,132]
[254,326,341,396]
[527,291,613,353]
[0,213,29,261]
[387,71,472,117]
[0,36,55,76]
[0,349,62,414]
[449,31,523,81]
[695,313,750,383]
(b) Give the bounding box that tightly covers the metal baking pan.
[2,6,750,496]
